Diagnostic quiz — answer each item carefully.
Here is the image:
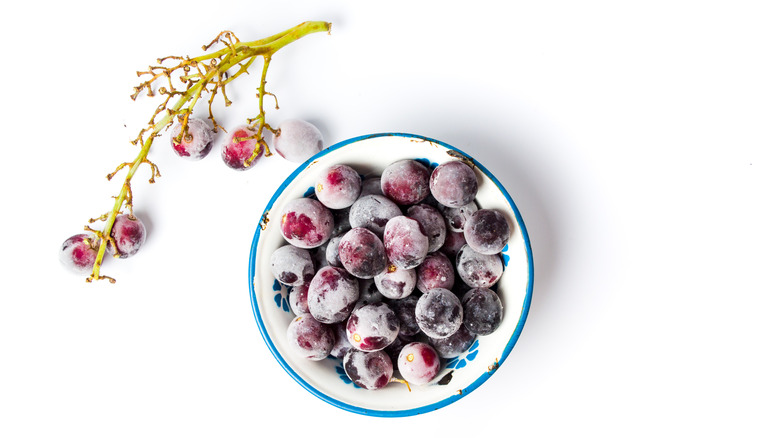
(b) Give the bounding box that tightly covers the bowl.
[248,133,534,416]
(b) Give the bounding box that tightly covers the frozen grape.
[329,321,352,359]
[429,323,476,358]
[355,278,384,309]
[110,214,146,258]
[221,125,260,170]
[325,233,344,268]
[288,282,310,316]
[359,177,383,198]
[270,244,315,286]
[415,288,463,339]
[397,342,440,385]
[346,302,399,352]
[416,252,455,294]
[272,119,324,163]
[383,216,429,270]
[309,244,329,271]
[307,266,359,324]
[429,160,478,207]
[338,227,388,279]
[343,349,394,390]
[462,287,504,335]
[455,245,504,288]
[440,230,467,261]
[406,204,446,253]
[348,194,402,236]
[280,198,334,249]
[286,313,335,361]
[463,209,510,255]
[380,159,431,205]
[170,117,214,160]
[315,164,362,210]
[387,295,420,337]
[374,264,416,300]
[60,233,98,274]
[441,202,477,232]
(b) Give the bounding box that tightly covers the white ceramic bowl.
[248,133,534,416]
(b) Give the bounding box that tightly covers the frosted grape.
[416,251,455,294]
[429,160,478,207]
[463,209,510,255]
[307,266,359,324]
[315,164,362,210]
[272,119,324,163]
[429,323,476,358]
[374,264,416,300]
[343,349,394,390]
[270,244,315,286]
[110,214,146,258]
[455,245,504,288]
[286,313,335,361]
[462,287,504,335]
[406,204,446,253]
[346,302,399,352]
[380,159,431,205]
[415,288,463,339]
[348,194,402,236]
[397,342,440,385]
[338,227,388,279]
[170,117,214,160]
[221,125,260,170]
[280,198,334,249]
[60,233,98,274]
[383,216,429,270]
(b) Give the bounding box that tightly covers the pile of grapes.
[273,158,510,390]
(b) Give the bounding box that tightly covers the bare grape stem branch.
[87,21,331,283]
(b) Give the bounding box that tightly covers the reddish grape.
[330,205,352,238]
[374,264,416,300]
[441,202,477,232]
[429,160,478,207]
[343,349,394,390]
[359,177,383,198]
[325,233,344,268]
[329,321,352,359]
[463,209,510,255]
[280,198,334,249]
[380,159,431,205]
[462,287,504,335]
[416,252,455,294]
[170,118,214,160]
[110,214,146,258]
[307,266,359,324]
[397,342,440,385]
[406,204,446,253]
[440,230,467,261]
[288,282,310,316]
[355,278,384,309]
[338,227,388,279]
[383,216,429,270]
[346,302,400,352]
[60,233,98,274]
[429,323,476,358]
[387,295,421,337]
[315,164,362,210]
[272,119,324,163]
[415,288,463,339]
[455,245,504,288]
[270,244,315,286]
[221,125,260,170]
[348,194,402,236]
[286,313,335,361]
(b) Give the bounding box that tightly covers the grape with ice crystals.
[270,244,315,286]
[60,233,98,274]
[387,295,420,337]
[348,194,402,236]
[288,282,310,316]
[462,287,504,335]
[280,198,334,249]
[315,164,362,210]
[397,342,440,385]
[272,119,324,163]
[343,349,394,390]
[429,160,478,207]
[406,204,446,253]
[383,216,429,270]
[463,209,510,255]
[110,214,146,258]
[441,202,477,232]
[415,288,463,339]
[381,159,431,205]
[170,118,214,160]
[455,245,504,288]
[286,313,335,361]
[374,264,416,300]
[307,266,359,324]
[338,227,388,279]
[221,125,261,170]
[416,252,455,294]
[346,302,399,352]
[429,323,476,358]
[329,321,352,359]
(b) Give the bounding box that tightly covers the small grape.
[463,209,510,255]
[346,302,399,352]
[110,214,146,258]
[429,160,478,207]
[429,323,476,358]
[441,202,477,232]
[222,125,261,170]
[288,282,310,316]
[270,244,315,286]
[307,266,359,324]
[416,252,455,294]
[381,159,431,205]
[329,321,352,359]
[315,164,362,210]
[462,287,504,335]
[359,177,383,198]
[383,216,429,270]
[440,230,467,261]
[343,349,394,390]
[170,118,214,160]
[397,342,440,385]
[355,278,384,309]
[60,233,98,274]
[374,264,416,300]
[309,244,329,271]
[455,245,504,288]
[415,288,463,339]
[406,204,446,253]
[338,227,388,279]
[286,313,335,361]
[280,198,334,249]
[272,119,324,163]
[387,295,421,337]
[348,194,402,236]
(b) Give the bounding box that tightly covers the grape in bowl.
[249,133,533,417]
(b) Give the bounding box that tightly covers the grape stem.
[87,21,331,283]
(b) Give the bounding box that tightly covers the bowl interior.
[249,133,533,416]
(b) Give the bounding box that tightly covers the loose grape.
[307,266,359,324]
[383,216,429,270]
[429,323,476,358]
[463,209,510,255]
[270,244,315,286]
[429,160,478,207]
[380,159,431,205]
[221,125,260,170]
[280,198,334,249]
[415,288,463,339]
[397,342,440,385]
[406,204,446,253]
[348,194,402,236]
[325,233,344,268]
[374,264,416,300]
[440,230,467,261]
[387,295,421,337]
[338,227,388,279]
[441,202,477,232]
[455,245,504,288]
[346,302,399,352]
[288,282,310,316]
[272,119,324,163]
[286,313,335,361]
[315,164,362,210]
[343,349,394,390]
[355,278,384,309]
[309,244,329,271]
[416,252,455,294]
[110,214,146,258]
[462,287,504,335]
[329,321,352,359]
[359,177,383,198]
[59,233,98,274]
[170,118,214,160]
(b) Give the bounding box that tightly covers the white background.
[1,0,778,436]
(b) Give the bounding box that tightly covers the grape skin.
[170,118,214,160]
[462,287,504,335]
[383,216,429,270]
[221,125,260,170]
[463,209,510,255]
[374,264,416,300]
[415,288,463,339]
[272,119,325,163]
[270,244,315,286]
[343,349,394,390]
[348,194,402,236]
[280,198,334,249]
[307,266,359,324]
[286,313,335,361]
[380,159,431,205]
[338,227,388,279]
[455,245,504,288]
[316,164,362,210]
[429,160,478,207]
[397,342,440,385]
[60,233,98,274]
[406,204,447,253]
[416,252,456,294]
[110,214,146,258]
[346,302,400,352]
[429,323,476,358]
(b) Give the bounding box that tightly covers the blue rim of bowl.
[248,132,534,417]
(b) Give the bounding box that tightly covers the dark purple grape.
[110,214,146,258]
[440,230,467,261]
[380,159,431,205]
[374,264,416,299]
[455,245,504,288]
[325,233,344,268]
[270,244,315,286]
[170,117,214,160]
[397,342,440,385]
[429,160,478,207]
[60,233,98,274]
[222,125,260,170]
[346,302,399,352]
[348,194,402,236]
[343,349,394,390]
[383,336,410,369]
[359,177,383,198]
[286,313,335,361]
[429,323,476,358]
[463,209,510,255]
[387,295,421,337]
[383,216,429,270]
[272,119,324,163]
[442,202,477,232]
[307,266,359,324]
[462,287,504,335]
[329,321,352,359]
[309,244,329,271]
[406,204,446,253]
[338,227,388,279]
[355,278,384,309]
[288,282,310,316]
[280,198,334,249]
[315,164,362,210]
[416,252,455,294]
[415,288,463,339]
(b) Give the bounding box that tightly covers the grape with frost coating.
[270,244,314,286]
[415,288,463,339]
[110,214,146,258]
[170,118,214,160]
[280,198,334,249]
[286,313,335,361]
[397,342,440,385]
[60,233,98,274]
[273,119,324,163]
[343,349,394,390]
